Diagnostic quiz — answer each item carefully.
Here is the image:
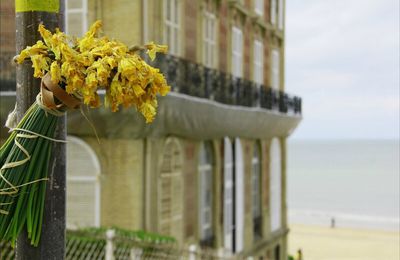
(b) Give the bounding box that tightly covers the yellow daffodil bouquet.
[0,21,170,247]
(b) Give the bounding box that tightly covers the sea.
[287,139,400,231]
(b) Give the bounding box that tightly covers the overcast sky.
[286,0,399,140]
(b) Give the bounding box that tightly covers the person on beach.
[331,217,336,228]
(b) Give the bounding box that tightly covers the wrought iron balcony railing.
[153,54,302,115]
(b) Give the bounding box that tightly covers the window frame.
[198,142,215,244]
[65,0,88,37]
[66,136,101,229]
[223,137,234,251]
[270,0,277,26]
[271,48,280,90]
[278,0,284,30]
[270,138,282,232]
[164,0,181,56]
[253,39,264,85]
[202,9,217,68]
[231,26,243,78]
[158,138,184,242]
[254,0,264,16]
[251,142,262,240]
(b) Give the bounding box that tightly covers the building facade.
[0,0,301,259]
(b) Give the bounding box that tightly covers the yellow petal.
[50,61,61,84]
[145,41,168,61]
[139,102,156,123]
[31,54,49,78]
[38,24,53,47]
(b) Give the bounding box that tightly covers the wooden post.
[15,0,66,259]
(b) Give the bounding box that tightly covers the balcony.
[153,54,302,115]
[67,54,303,140]
[0,52,303,140]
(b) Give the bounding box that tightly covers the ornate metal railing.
[152,54,302,115]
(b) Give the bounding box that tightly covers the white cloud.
[286,0,400,139]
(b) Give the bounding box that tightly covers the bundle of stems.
[0,100,59,246]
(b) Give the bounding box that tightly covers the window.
[66,136,100,228]
[65,0,87,37]
[270,138,282,232]
[274,245,281,260]
[278,0,284,30]
[271,49,280,89]
[234,138,245,252]
[159,138,184,243]
[203,10,216,68]
[254,0,264,16]
[199,142,214,245]
[253,40,264,85]
[231,26,243,78]
[252,143,262,240]
[223,137,234,251]
[270,0,277,25]
[164,0,180,55]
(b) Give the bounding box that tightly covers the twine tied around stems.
[39,73,81,114]
[0,73,81,214]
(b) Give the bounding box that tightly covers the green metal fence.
[0,227,235,259]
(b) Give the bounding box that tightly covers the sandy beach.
[288,224,400,260]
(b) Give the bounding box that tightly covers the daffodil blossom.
[16,21,170,123]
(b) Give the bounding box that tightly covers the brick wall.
[0,0,16,90]
[101,0,141,47]
[183,140,198,239]
[264,33,271,86]
[184,0,198,61]
[84,138,145,231]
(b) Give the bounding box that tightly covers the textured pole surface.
[15,1,66,259]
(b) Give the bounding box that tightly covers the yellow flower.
[38,24,53,47]
[119,58,138,79]
[60,43,78,62]
[139,102,156,123]
[16,41,48,63]
[132,84,145,97]
[31,54,49,78]
[78,20,102,52]
[145,41,168,61]
[17,21,171,124]
[68,74,84,93]
[85,71,98,90]
[50,61,61,84]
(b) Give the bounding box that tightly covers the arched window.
[270,138,282,232]
[66,136,101,228]
[159,138,184,243]
[198,141,214,245]
[252,142,262,239]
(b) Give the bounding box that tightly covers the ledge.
[67,92,301,140]
[1,91,301,141]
